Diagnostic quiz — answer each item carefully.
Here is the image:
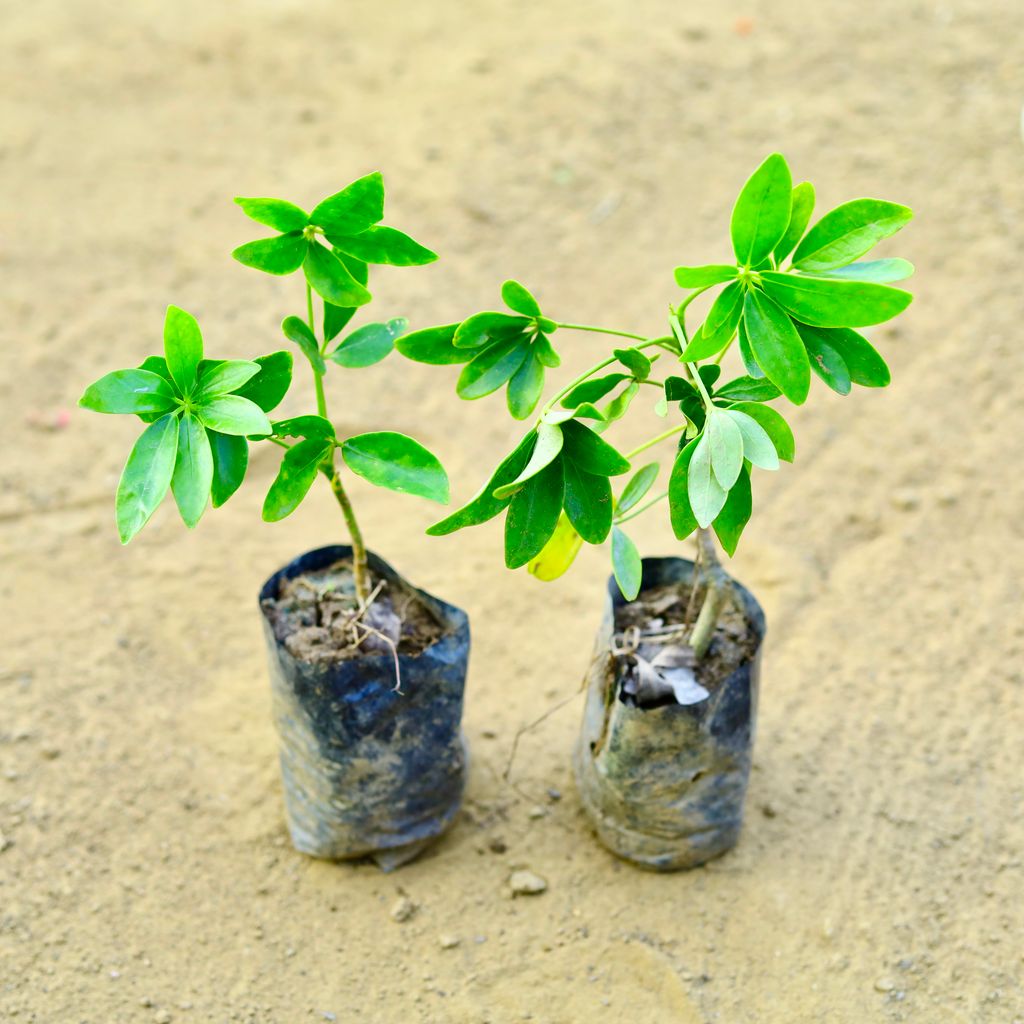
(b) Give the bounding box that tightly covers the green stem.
[689,528,731,660]
[625,424,685,459]
[687,362,715,411]
[614,489,668,525]
[304,282,369,603]
[553,322,647,341]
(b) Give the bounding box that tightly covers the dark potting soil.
[261,559,446,665]
[612,580,758,709]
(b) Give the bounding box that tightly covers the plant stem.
[304,282,369,603]
[614,489,668,525]
[553,322,648,341]
[625,424,685,460]
[326,453,369,603]
[689,528,731,660]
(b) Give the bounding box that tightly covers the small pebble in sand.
[390,895,417,922]
[528,806,548,820]
[509,870,548,896]
[439,934,461,949]
[874,977,896,993]
[890,489,920,512]
[488,837,507,854]
[154,1011,172,1024]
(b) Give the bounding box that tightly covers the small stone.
[875,977,896,993]
[891,489,919,512]
[546,788,562,802]
[41,747,61,760]
[509,870,548,896]
[761,802,777,818]
[439,934,461,950]
[488,837,507,854]
[140,998,154,1008]
[528,806,548,820]
[390,895,417,922]
[154,1011,172,1024]
[0,830,11,853]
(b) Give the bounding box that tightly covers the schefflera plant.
[80,173,449,605]
[400,153,913,653]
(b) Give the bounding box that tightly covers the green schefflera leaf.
[534,333,560,368]
[613,347,652,380]
[194,360,261,400]
[262,438,333,522]
[504,457,564,570]
[311,172,385,239]
[493,423,564,500]
[281,316,326,374]
[272,415,335,441]
[705,410,745,490]
[674,264,739,289]
[527,513,583,582]
[562,457,613,545]
[610,526,643,601]
[728,402,794,462]
[506,351,545,420]
[774,181,816,264]
[801,258,914,284]
[341,431,449,503]
[330,318,408,368]
[800,325,852,395]
[426,432,535,536]
[561,420,631,477]
[561,373,630,408]
[208,430,248,508]
[454,312,532,350]
[331,225,437,267]
[232,233,308,275]
[742,289,810,405]
[234,197,309,233]
[601,381,640,426]
[713,466,752,557]
[395,324,472,366]
[682,281,744,361]
[323,253,370,341]
[501,280,542,317]
[723,409,780,470]
[730,153,793,267]
[792,198,913,272]
[667,439,699,541]
[616,463,659,515]
[303,243,372,307]
[170,413,213,529]
[736,320,765,379]
[234,351,293,412]
[456,336,530,399]
[687,430,728,529]
[164,305,204,396]
[80,368,177,416]
[196,395,273,436]
[713,375,781,403]
[759,272,912,328]
[116,413,179,544]
[822,327,891,387]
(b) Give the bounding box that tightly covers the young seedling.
[80,172,449,609]
[403,153,913,656]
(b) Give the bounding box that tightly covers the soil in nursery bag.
[574,556,765,872]
[259,545,470,872]
[261,557,446,669]
[613,580,758,710]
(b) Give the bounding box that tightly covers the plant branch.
[304,281,369,603]
[553,322,648,341]
[614,489,668,525]
[625,424,685,460]
[689,528,732,660]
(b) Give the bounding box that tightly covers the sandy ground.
[2,1,1024,1021]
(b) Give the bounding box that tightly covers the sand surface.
[2,1,1023,1021]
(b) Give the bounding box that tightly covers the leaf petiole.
[614,489,669,525]
[625,424,686,460]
